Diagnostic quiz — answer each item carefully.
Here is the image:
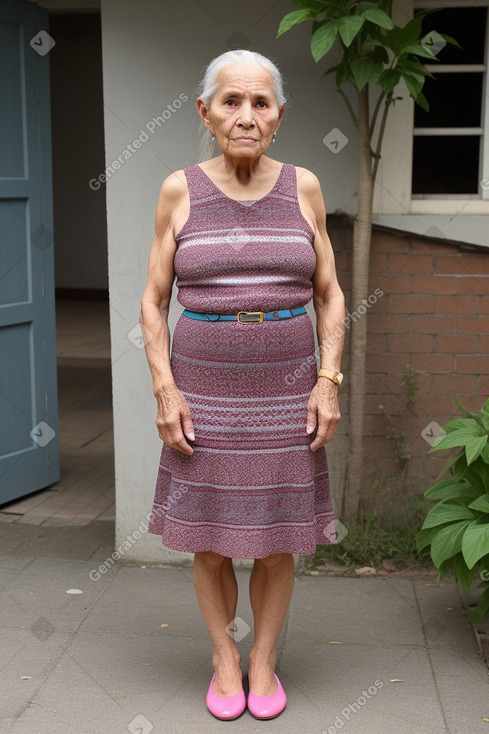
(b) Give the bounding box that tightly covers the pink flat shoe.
[247,672,287,720]
[205,673,246,720]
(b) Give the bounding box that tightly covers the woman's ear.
[196,98,213,133]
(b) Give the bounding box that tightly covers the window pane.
[414,73,483,128]
[412,136,480,195]
[417,7,486,64]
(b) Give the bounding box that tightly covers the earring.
[211,135,215,141]
[272,133,276,143]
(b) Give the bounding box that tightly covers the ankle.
[213,647,241,667]
[249,648,276,669]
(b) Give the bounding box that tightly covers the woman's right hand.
[154,385,195,455]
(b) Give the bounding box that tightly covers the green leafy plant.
[402,365,426,409]
[416,397,489,622]
[277,2,460,520]
[378,403,411,468]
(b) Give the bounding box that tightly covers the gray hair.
[195,49,288,162]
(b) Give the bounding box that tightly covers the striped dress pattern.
[147,162,336,559]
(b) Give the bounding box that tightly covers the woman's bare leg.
[248,552,295,695]
[192,551,243,696]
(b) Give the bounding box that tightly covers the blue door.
[0,0,59,503]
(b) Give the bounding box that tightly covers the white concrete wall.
[100,0,355,562]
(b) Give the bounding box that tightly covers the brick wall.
[328,215,489,514]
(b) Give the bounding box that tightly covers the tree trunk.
[342,87,374,521]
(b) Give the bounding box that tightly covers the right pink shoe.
[205,673,246,720]
[247,672,287,719]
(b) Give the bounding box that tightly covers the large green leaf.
[443,417,477,432]
[403,72,424,100]
[430,425,485,453]
[337,15,365,48]
[350,58,383,90]
[468,495,489,513]
[452,552,474,592]
[277,9,314,38]
[311,22,338,62]
[378,68,400,94]
[466,435,488,465]
[464,458,489,493]
[402,42,441,60]
[416,523,451,551]
[462,520,489,569]
[355,1,393,30]
[430,520,472,568]
[422,502,475,529]
[425,480,480,501]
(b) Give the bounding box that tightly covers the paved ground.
[1,515,488,734]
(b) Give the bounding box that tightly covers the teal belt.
[182,306,307,323]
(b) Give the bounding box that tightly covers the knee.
[254,552,293,569]
[194,551,232,569]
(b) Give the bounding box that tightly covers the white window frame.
[373,0,489,218]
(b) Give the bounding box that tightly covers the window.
[412,1,489,199]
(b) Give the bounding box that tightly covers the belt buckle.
[237,310,264,324]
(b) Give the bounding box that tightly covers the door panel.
[0,0,59,504]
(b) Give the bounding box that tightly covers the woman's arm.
[140,173,195,455]
[297,168,346,451]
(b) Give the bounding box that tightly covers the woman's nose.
[237,103,254,126]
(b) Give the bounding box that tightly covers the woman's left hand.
[306,379,341,451]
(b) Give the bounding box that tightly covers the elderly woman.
[140,49,345,721]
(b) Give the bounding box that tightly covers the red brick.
[482,300,489,315]
[365,372,387,393]
[435,335,479,354]
[369,253,388,272]
[411,315,456,334]
[366,333,387,352]
[435,255,488,275]
[410,238,459,255]
[388,334,434,353]
[365,395,389,414]
[374,274,411,293]
[389,254,434,274]
[416,395,460,416]
[410,354,455,372]
[456,355,488,373]
[412,275,458,294]
[432,374,478,394]
[435,295,479,314]
[368,314,411,333]
[457,316,487,334]
[372,232,410,253]
[363,413,390,434]
[480,336,489,353]
[460,393,489,412]
[458,276,489,295]
[367,353,414,373]
[388,294,434,314]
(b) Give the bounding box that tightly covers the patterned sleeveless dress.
[147,162,335,559]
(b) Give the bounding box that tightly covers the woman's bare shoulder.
[158,168,189,200]
[294,166,322,194]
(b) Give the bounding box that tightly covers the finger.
[309,414,340,449]
[305,402,317,435]
[181,412,195,441]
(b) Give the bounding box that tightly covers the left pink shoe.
[247,673,287,720]
[205,673,247,720]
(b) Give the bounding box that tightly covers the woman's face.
[199,62,285,158]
